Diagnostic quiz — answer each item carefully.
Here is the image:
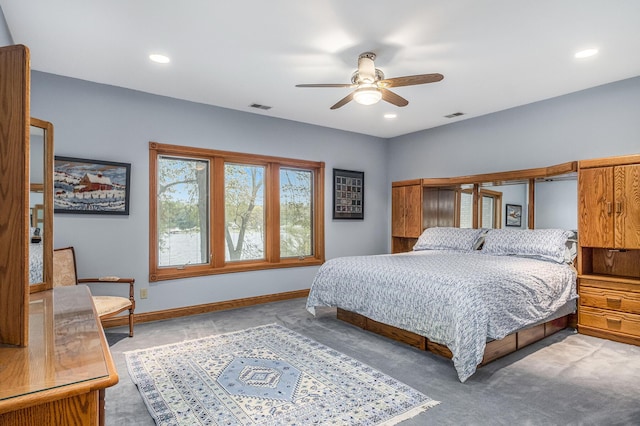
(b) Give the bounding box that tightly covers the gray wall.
[387,76,639,237]
[27,72,640,314]
[388,76,640,181]
[0,6,12,45]
[30,72,389,313]
[4,3,639,314]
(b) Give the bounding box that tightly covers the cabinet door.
[579,167,614,247]
[391,186,406,237]
[615,164,640,249]
[391,184,422,238]
[404,185,422,237]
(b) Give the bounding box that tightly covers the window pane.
[481,195,495,228]
[157,156,209,267]
[459,191,473,228]
[225,163,265,261]
[280,168,313,258]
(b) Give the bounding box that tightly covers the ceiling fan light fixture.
[353,86,382,106]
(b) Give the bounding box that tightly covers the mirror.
[421,162,578,233]
[29,118,54,292]
[481,182,528,229]
[423,186,458,229]
[457,184,474,228]
[534,173,577,230]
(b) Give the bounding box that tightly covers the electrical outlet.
[140,288,148,299]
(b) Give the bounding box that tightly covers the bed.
[29,226,44,284]
[29,242,44,284]
[306,227,578,382]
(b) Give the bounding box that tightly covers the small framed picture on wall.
[505,204,522,227]
[333,169,364,220]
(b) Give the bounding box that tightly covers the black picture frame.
[54,156,131,215]
[333,168,364,220]
[505,204,522,227]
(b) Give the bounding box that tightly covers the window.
[157,156,210,267]
[458,189,473,228]
[479,189,502,229]
[149,142,324,281]
[224,163,266,261]
[456,186,502,228]
[280,168,314,258]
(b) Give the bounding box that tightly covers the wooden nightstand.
[578,275,640,345]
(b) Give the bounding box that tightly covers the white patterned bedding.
[306,250,577,382]
[29,243,43,284]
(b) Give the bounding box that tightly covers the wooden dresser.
[577,154,640,345]
[0,285,119,425]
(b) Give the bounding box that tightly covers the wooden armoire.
[577,154,640,345]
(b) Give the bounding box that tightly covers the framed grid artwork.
[333,168,364,220]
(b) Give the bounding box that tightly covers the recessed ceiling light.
[574,48,598,59]
[149,54,170,64]
[384,113,397,119]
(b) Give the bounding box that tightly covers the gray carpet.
[105,298,640,425]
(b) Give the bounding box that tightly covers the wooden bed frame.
[337,308,572,365]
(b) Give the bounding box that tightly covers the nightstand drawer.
[579,287,640,314]
[579,306,640,338]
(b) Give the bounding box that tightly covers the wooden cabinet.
[578,277,640,345]
[391,180,422,253]
[0,286,119,425]
[390,161,577,254]
[578,162,640,249]
[577,154,640,346]
[0,44,30,346]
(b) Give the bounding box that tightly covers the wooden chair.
[53,246,135,337]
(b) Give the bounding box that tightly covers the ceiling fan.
[296,52,444,110]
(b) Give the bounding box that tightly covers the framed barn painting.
[333,168,364,220]
[54,156,131,215]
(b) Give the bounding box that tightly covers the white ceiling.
[2,1,640,138]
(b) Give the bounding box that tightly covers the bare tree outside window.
[280,168,313,258]
[149,142,324,281]
[157,156,209,267]
[224,164,265,261]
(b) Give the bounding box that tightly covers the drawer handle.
[606,317,622,327]
[606,297,622,304]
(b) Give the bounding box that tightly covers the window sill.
[150,257,324,282]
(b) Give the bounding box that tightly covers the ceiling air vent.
[444,112,465,118]
[249,103,272,110]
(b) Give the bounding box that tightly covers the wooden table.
[0,285,119,425]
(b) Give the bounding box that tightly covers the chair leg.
[128,309,134,337]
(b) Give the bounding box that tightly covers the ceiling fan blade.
[296,83,354,88]
[330,92,354,110]
[381,89,409,107]
[379,73,444,88]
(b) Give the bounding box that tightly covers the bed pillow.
[565,231,578,263]
[481,228,575,263]
[413,227,486,251]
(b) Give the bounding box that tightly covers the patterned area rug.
[125,324,439,425]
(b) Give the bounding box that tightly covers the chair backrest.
[53,246,78,287]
